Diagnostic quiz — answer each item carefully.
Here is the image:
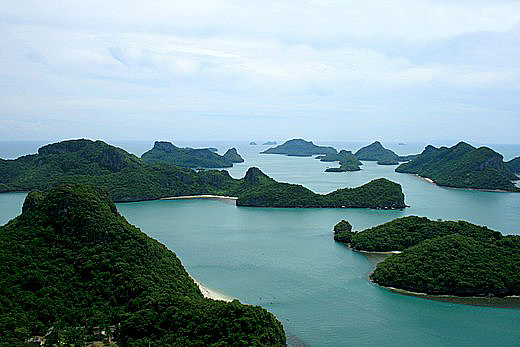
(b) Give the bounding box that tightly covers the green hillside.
[0,184,286,346]
[261,139,336,157]
[396,142,519,191]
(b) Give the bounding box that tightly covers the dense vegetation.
[333,220,354,242]
[395,142,519,191]
[223,148,244,163]
[318,150,362,172]
[371,233,520,297]
[235,169,405,208]
[0,139,406,209]
[0,184,286,346]
[506,157,520,174]
[354,141,400,165]
[333,216,520,297]
[261,139,336,157]
[345,216,501,252]
[141,141,236,168]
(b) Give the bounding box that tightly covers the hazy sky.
[1,1,519,143]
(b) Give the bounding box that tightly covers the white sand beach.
[194,279,233,302]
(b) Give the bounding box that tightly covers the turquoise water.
[1,141,520,346]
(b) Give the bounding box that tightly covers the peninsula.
[0,184,286,345]
[333,216,520,297]
[0,139,406,209]
[395,142,519,191]
[261,139,336,157]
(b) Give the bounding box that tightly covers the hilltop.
[261,139,336,157]
[395,142,519,191]
[0,184,286,345]
[354,141,418,165]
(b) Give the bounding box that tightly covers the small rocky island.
[0,184,286,345]
[262,141,277,145]
[261,139,336,157]
[319,150,362,172]
[395,142,520,191]
[333,216,520,297]
[142,141,244,168]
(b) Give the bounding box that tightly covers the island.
[506,156,520,174]
[141,141,237,168]
[319,150,362,172]
[0,184,286,345]
[223,147,245,163]
[395,142,520,191]
[0,139,406,209]
[249,141,258,145]
[261,139,336,157]
[333,216,520,297]
[354,141,416,165]
[263,141,277,145]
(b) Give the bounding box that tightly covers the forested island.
[319,150,362,172]
[354,141,417,165]
[0,139,406,208]
[141,141,243,168]
[395,142,520,191]
[506,157,520,174]
[333,216,520,297]
[0,184,286,346]
[261,139,336,157]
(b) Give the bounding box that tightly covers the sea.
[1,140,520,346]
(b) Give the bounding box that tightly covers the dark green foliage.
[333,220,355,242]
[320,150,362,172]
[396,142,519,191]
[354,141,400,165]
[0,139,406,209]
[370,234,520,297]
[142,141,234,168]
[0,184,286,346]
[223,148,245,163]
[235,170,405,209]
[349,216,501,251]
[261,139,336,157]
[506,157,520,174]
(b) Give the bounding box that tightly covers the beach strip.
[194,279,234,302]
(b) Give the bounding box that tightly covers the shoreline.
[411,174,517,193]
[193,279,234,302]
[355,250,520,308]
[161,195,238,201]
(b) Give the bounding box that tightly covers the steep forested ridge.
[0,184,286,346]
[395,142,519,191]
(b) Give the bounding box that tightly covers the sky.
[1,0,519,144]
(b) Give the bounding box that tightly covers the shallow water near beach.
[2,141,520,346]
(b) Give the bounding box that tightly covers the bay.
[1,140,520,346]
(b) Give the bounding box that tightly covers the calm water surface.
[1,141,520,346]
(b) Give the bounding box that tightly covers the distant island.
[141,141,243,168]
[319,150,362,172]
[354,141,417,165]
[263,141,277,145]
[0,139,406,208]
[223,147,244,163]
[334,216,520,297]
[261,139,336,157]
[249,141,258,145]
[0,184,286,345]
[395,142,520,191]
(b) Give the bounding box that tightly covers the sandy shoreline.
[193,279,233,302]
[161,195,238,201]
